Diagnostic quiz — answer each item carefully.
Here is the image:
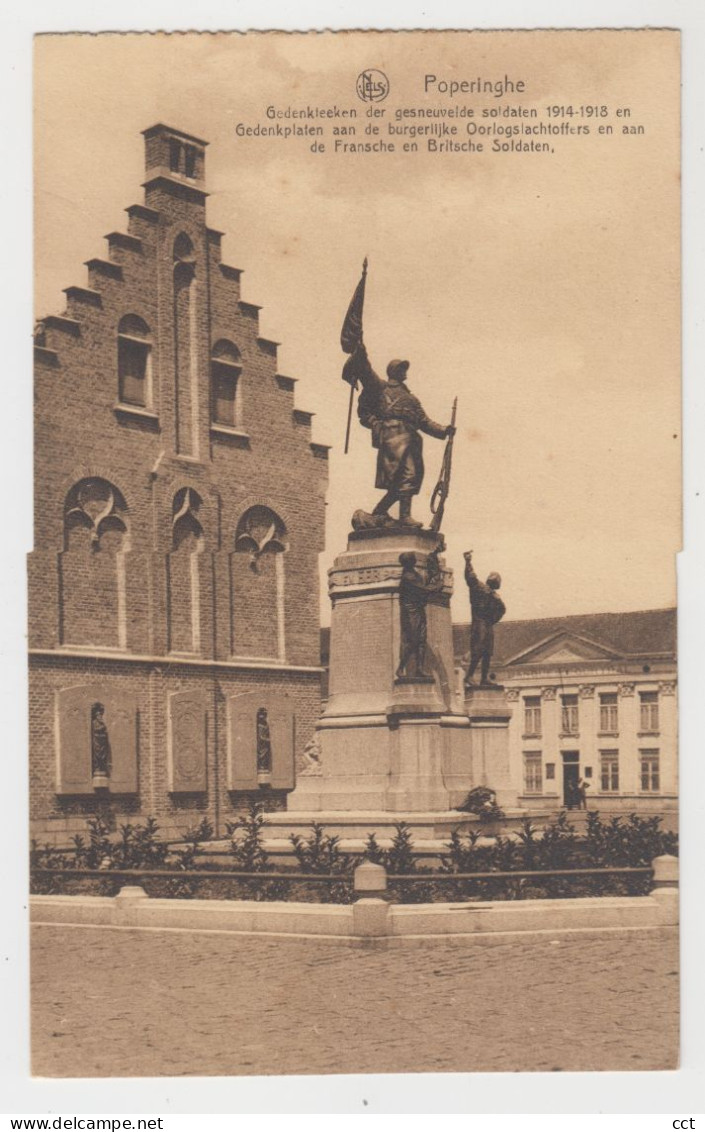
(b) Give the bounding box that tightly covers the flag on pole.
[340,257,367,384]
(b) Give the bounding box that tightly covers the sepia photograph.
[27,26,682,1087]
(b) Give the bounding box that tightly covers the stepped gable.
[30,124,330,843]
[34,122,327,464]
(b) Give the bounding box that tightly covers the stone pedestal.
[287,527,470,813]
[282,527,520,842]
[464,685,515,807]
[385,678,451,812]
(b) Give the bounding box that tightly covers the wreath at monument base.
[456,785,506,823]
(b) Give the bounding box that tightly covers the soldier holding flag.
[341,261,455,528]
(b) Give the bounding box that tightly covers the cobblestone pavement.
[31,925,678,1077]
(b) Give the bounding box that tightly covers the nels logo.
[356,69,390,103]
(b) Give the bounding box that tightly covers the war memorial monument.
[265,262,517,848]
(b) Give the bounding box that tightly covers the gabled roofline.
[493,606,676,631]
[502,629,625,667]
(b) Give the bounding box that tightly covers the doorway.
[562,751,580,808]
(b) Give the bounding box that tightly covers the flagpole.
[344,380,356,455]
[341,257,368,456]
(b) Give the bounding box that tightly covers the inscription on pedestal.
[329,564,452,592]
[328,596,394,700]
[331,565,400,587]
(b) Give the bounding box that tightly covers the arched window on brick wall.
[168,139,199,180]
[167,488,204,655]
[117,315,152,408]
[173,233,199,457]
[231,506,287,661]
[211,339,242,429]
[60,478,129,649]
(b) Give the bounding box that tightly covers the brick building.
[30,124,329,845]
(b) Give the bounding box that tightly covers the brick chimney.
[141,123,208,194]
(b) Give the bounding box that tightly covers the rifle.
[344,371,356,456]
[429,396,457,534]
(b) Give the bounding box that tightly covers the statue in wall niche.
[396,549,445,680]
[297,734,323,777]
[463,550,506,688]
[256,707,273,773]
[91,702,112,782]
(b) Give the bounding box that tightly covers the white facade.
[503,673,677,813]
[451,610,677,815]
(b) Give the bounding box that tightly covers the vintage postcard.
[30,29,680,1080]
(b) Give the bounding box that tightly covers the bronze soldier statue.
[349,344,455,528]
[463,550,506,687]
[396,550,445,679]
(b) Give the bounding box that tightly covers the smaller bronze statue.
[396,549,444,679]
[91,702,111,784]
[463,551,506,687]
[256,707,273,774]
[425,537,445,587]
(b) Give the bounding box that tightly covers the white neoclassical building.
[452,608,677,815]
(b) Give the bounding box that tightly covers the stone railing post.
[113,884,149,926]
[651,854,678,926]
[352,862,390,938]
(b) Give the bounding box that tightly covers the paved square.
[31,925,678,1077]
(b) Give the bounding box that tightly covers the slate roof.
[321,608,677,668]
[452,608,677,667]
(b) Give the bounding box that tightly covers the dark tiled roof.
[453,608,677,666]
[323,608,677,667]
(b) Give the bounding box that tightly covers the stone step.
[105,230,143,259]
[125,202,160,241]
[63,285,102,317]
[256,808,535,844]
[86,257,123,283]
